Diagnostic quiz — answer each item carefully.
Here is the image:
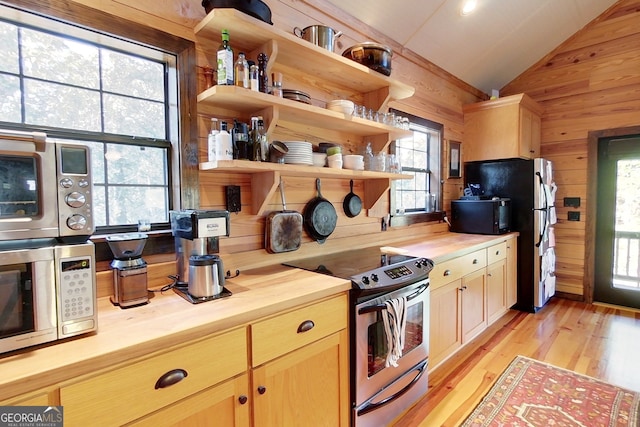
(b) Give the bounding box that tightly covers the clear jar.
[374,152,386,172]
[249,64,259,91]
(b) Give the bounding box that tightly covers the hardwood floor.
[393,297,640,426]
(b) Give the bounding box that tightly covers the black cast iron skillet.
[343,179,362,218]
[201,0,273,25]
[303,178,337,244]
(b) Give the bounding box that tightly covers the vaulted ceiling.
[326,0,618,94]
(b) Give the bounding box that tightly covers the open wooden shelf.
[197,85,411,141]
[194,9,415,108]
[200,160,411,215]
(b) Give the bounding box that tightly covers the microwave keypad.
[59,261,94,321]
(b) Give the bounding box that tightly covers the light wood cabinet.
[60,328,248,426]
[486,258,507,325]
[429,237,517,370]
[463,93,543,162]
[128,374,250,427]
[486,241,508,324]
[250,294,350,427]
[429,249,487,368]
[0,389,56,406]
[194,10,416,215]
[430,279,463,367]
[506,236,518,308]
[461,268,487,343]
[58,294,350,427]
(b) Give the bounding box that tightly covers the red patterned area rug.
[461,355,640,426]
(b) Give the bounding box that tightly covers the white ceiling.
[326,0,617,94]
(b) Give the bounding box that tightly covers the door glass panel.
[0,264,34,338]
[0,156,39,218]
[367,302,423,377]
[612,159,640,290]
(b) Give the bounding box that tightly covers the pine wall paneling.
[501,0,640,300]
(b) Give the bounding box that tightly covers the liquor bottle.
[249,116,260,161]
[232,119,249,160]
[217,29,234,85]
[207,118,219,162]
[234,52,249,88]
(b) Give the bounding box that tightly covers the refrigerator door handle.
[534,171,550,248]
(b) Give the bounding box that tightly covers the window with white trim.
[391,112,443,215]
[0,5,179,232]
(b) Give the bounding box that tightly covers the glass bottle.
[232,119,249,159]
[216,29,233,85]
[234,52,249,88]
[249,116,260,161]
[207,118,219,162]
[249,64,259,91]
[271,72,283,97]
[257,52,269,93]
[257,118,268,162]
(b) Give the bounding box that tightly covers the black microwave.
[450,198,511,235]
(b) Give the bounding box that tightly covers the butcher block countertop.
[0,231,515,401]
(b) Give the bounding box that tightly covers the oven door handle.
[356,358,428,417]
[357,282,429,315]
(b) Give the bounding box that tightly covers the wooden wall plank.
[502,0,640,300]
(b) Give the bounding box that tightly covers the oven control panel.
[353,257,434,290]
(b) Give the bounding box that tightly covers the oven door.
[353,280,429,425]
[0,129,59,241]
[0,244,58,354]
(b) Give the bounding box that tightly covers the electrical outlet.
[225,185,241,213]
[564,197,581,208]
[568,211,580,221]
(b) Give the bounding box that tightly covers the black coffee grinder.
[106,233,149,308]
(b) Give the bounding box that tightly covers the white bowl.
[343,154,364,170]
[327,154,343,169]
[327,100,355,115]
[312,152,327,167]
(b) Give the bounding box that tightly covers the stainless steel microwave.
[0,129,94,242]
[451,198,511,235]
[0,240,97,354]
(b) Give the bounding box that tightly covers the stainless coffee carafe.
[188,254,225,298]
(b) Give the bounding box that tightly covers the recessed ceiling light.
[461,0,477,15]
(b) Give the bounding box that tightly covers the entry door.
[594,135,640,308]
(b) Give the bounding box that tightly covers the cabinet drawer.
[251,294,348,367]
[60,327,247,427]
[487,242,507,264]
[430,249,487,289]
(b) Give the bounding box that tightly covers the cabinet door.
[461,269,486,343]
[505,237,518,308]
[0,389,55,406]
[519,107,541,159]
[128,374,250,427]
[486,259,507,325]
[429,279,462,369]
[252,330,349,427]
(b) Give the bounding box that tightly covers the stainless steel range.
[285,247,434,427]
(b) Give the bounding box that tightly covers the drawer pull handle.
[297,320,315,333]
[239,395,248,405]
[443,269,451,276]
[155,368,188,389]
[495,250,500,255]
[258,385,267,395]
[472,259,478,264]
[459,285,467,291]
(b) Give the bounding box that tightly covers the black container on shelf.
[202,0,273,25]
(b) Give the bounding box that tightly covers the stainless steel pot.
[294,25,343,53]
[342,42,393,76]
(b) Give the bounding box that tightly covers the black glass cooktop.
[283,246,416,280]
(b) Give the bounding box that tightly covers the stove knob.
[371,274,379,282]
[362,276,370,285]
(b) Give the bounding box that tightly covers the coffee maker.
[170,210,231,303]
[106,233,149,308]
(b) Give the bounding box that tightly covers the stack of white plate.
[282,141,313,166]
